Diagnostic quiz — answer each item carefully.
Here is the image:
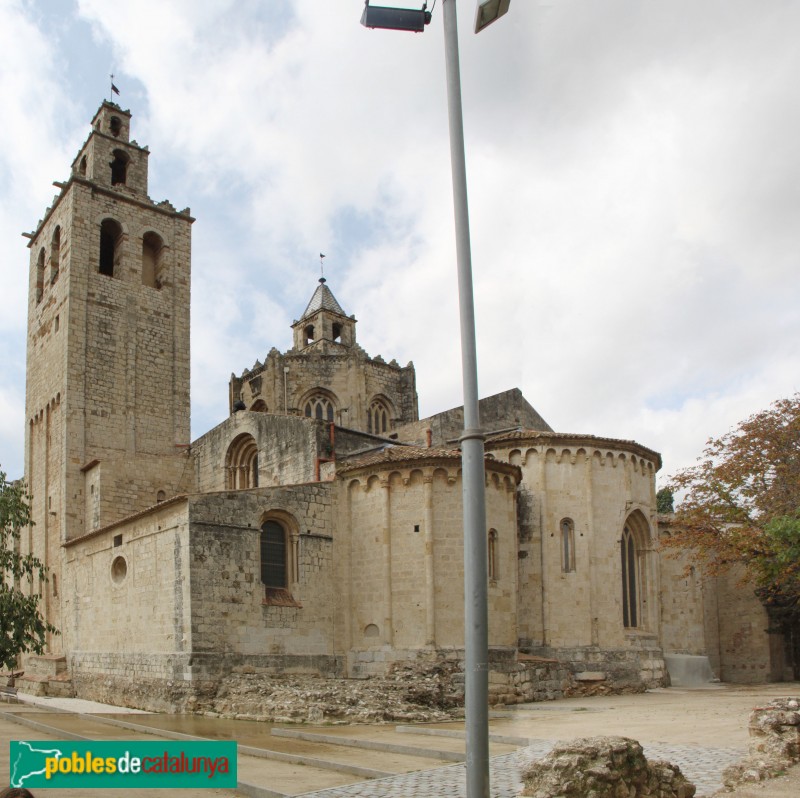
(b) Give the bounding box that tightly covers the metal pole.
[442,2,489,796]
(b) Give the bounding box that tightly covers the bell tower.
[291,277,357,351]
[24,101,194,643]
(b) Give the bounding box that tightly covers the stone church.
[15,102,787,709]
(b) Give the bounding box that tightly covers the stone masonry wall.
[393,388,552,448]
[186,485,337,681]
[192,412,324,492]
[63,499,193,706]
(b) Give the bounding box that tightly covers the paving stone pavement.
[297,740,745,798]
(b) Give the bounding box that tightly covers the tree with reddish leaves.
[664,394,800,673]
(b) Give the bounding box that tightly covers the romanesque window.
[109,116,122,137]
[488,529,498,582]
[304,392,335,422]
[99,219,123,277]
[304,324,315,345]
[36,248,45,303]
[79,155,87,176]
[110,149,129,185]
[260,520,287,588]
[561,518,575,573]
[142,231,164,288]
[50,227,61,284]
[332,322,342,342]
[621,525,639,628]
[368,397,392,435]
[225,433,259,489]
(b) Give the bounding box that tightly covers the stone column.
[423,474,436,646]
[538,449,549,646]
[585,450,599,647]
[381,477,393,645]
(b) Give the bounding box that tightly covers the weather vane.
[319,253,326,281]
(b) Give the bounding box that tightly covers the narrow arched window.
[621,525,639,628]
[99,219,123,277]
[304,324,315,345]
[261,520,287,588]
[304,393,334,422]
[142,231,164,288]
[36,248,45,303]
[561,518,575,573]
[332,322,342,342]
[50,227,61,284]
[368,398,391,435]
[79,155,87,176]
[110,149,129,185]
[488,529,498,581]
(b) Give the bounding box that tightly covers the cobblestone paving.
[298,740,744,798]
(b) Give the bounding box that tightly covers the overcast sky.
[1,0,798,484]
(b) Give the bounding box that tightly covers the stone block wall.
[192,412,323,492]
[186,485,337,680]
[339,457,520,674]
[393,388,552,448]
[62,499,193,706]
[230,344,418,433]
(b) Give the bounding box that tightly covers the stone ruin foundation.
[722,697,800,789]
[520,736,696,798]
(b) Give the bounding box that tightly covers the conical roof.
[300,278,347,321]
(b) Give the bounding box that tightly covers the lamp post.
[361,3,510,795]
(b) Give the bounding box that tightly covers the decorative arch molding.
[225,432,259,489]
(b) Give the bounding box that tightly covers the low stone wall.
[488,653,572,704]
[69,649,577,718]
[520,736,696,798]
[523,644,669,694]
[722,697,800,788]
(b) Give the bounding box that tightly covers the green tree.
[656,487,674,514]
[1,469,58,672]
[664,395,800,666]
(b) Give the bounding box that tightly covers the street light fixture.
[360,1,432,32]
[474,0,511,33]
[361,2,511,796]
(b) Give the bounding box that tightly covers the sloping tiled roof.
[300,278,346,320]
[337,444,521,480]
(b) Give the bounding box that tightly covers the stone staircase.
[15,654,74,698]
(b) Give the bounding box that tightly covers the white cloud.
[1,0,798,483]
